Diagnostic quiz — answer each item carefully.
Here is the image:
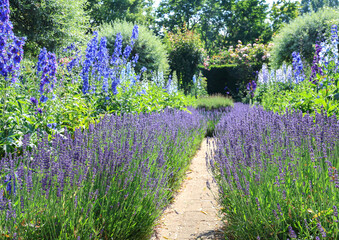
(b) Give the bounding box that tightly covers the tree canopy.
[86,0,154,26]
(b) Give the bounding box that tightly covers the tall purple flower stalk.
[310,43,323,82]
[0,0,25,83]
[81,32,99,94]
[37,48,57,102]
[78,26,142,96]
[292,52,305,83]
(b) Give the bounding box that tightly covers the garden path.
[151,138,224,240]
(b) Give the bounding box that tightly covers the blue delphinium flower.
[330,25,338,66]
[292,52,305,83]
[37,48,48,75]
[47,123,57,129]
[0,0,25,83]
[111,77,119,95]
[30,97,38,106]
[37,49,57,102]
[81,32,99,94]
[130,25,139,45]
[62,43,77,53]
[123,45,133,62]
[96,37,109,93]
[137,89,147,96]
[111,33,123,65]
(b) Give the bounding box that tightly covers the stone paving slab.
[151,138,224,240]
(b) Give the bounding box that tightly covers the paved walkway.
[151,138,224,240]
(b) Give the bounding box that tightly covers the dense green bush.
[98,20,169,73]
[165,27,206,94]
[270,8,339,67]
[9,0,90,56]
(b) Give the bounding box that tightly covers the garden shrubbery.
[0,3,197,156]
[201,40,272,100]
[255,24,339,116]
[195,94,233,110]
[270,8,339,68]
[0,2,209,239]
[165,26,206,94]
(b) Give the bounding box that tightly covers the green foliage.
[261,78,339,116]
[226,0,272,45]
[155,0,204,32]
[301,0,339,13]
[86,0,154,26]
[270,0,300,33]
[98,20,169,73]
[10,0,90,56]
[270,8,339,68]
[165,27,206,94]
[195,94,233,110]
[198,0,231,53]
[106,81,196,115]
[0,60,194,156]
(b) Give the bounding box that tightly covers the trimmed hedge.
[199,64,260,101]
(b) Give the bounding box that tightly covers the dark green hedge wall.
[199,63,261,101]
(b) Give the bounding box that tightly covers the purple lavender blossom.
[288,226,297,239]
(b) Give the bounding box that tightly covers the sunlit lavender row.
[0,108,206,239]
[209,103,339,239]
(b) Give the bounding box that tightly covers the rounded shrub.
[98,20,169,73]
[270,7,339,67]
[165,26,206,94]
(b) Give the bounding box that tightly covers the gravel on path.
[151,138,224,240]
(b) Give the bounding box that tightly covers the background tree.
[270,0,300,33]
[225,0,271,45]
[155,0,205,33]
[86,0,154,26]
[9,0,90,56]
[300,0,338,13]
[198,0,232,53]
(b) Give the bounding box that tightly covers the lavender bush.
[0,108,206,239]
[209,103,339,239]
